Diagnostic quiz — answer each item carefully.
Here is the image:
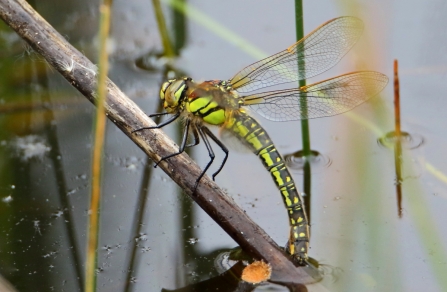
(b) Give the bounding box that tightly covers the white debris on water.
[12,135,51,161]
[2,195,13,203]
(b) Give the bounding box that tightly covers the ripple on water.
[377,131,424,150]
[284,150,332,174]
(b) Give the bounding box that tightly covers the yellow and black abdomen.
[226,112,309,262]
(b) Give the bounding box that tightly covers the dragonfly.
[133,16,388,265]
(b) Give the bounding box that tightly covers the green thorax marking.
[185,80,240,126]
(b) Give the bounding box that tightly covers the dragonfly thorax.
[159,77,192,113]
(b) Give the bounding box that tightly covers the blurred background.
[0,0,446,291]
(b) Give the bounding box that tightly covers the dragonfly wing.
[230,16,364,93]
[242,71,389,121]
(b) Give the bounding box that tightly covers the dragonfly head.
[160,78,191,113]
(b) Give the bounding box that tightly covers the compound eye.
[160,81,172,100]
[172,80,186,101]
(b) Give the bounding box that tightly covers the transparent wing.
[230,16,364,93]
[242,71,389,121]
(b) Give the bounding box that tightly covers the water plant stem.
[152,0,175,57]
[294,1,311,157]
[170,0,187,54]
[85,1,112,291]
[294,0,312,229]
[394,60,401,136]
[393,59,403,217]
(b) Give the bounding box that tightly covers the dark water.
[0,0,446,291]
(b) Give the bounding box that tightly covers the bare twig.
[0,274,17,292]
[0,0,319,285]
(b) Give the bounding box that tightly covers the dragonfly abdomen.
[227,113,309,263]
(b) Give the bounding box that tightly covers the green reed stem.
[294,0,312,232]
[294,1,311,156]
[152,0,175,57]
[85,1,112,291]
[170,0,187,55]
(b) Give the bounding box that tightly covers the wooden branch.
[0,274,16,292]
[0,0,319,285]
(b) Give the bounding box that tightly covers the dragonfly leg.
[131,111,181,133]
[194,126,217,190]
[148,112,170,118]
[154,119,191,168]
[185,127,200,148]
[200,127,229,181]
